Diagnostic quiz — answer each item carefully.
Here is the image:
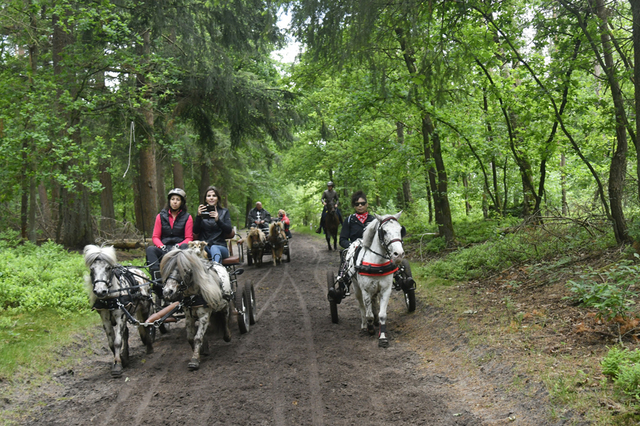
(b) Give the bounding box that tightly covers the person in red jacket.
[146,188,193,287]
[278,209,292,239]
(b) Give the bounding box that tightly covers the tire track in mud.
[285,269,324,426]
[21,232,486,426]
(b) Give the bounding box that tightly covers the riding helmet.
[167,188,187,203]
[327,181,334,187]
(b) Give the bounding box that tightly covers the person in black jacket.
[194,186,233,263]
[339,190,374,249]
[247,202,271,230]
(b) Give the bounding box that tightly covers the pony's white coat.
[160,249,230,369]
[344,212,405,347]
[83,244,153,377]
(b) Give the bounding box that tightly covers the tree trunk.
[53,12,93,248]
[631,0,640,200]
[462,174,471,216]
[199,162,211,201]
[561,153,568,215]
[422,115,454,244]
[99,162,115,236]
[135,30,159,234]
[156,152,165,212]
[396,122,412,208]
[596,0,628,244]
[173,160,184,189]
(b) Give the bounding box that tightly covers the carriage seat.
[221,229,243,266]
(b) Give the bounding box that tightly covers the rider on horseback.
[332,190,415,300]
[316,181,343,234]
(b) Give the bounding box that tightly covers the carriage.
[325,213,415,348]
[245,223,291,266]
[146,232,256,335]
[84,231,256,375]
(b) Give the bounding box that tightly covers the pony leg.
[222,305,231,342]
[136,302,154,354]
[188,308,211,370]
[272,248,277,266]
[360,290,376,335]
[377,285,393,348]
[110,311,129,377]
[99,311,116,355]
[326,234,332,251]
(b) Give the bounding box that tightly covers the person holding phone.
[194,186,233,263]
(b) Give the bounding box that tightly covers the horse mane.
[83,245,119,305]
[247,227,265,249]
[160,249,223,310]
[361,216,381,248]
[268,221,284,243]
[83,244,118,268]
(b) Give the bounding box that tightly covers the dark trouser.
[146,244,189,296]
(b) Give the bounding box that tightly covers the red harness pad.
[357,260,398,276]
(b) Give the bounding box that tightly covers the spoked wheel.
[248,282,257,325]
[236,283,250,334]
[403,288,416,312]
[400,260,416,312]
[285,243,291,262]
[327,271,339,324]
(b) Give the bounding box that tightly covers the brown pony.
[247,227,266,266]
[325,202,341,250]
[268,221,287,266]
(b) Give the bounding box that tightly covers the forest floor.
[1,232,632,425]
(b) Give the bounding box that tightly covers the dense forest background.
[2,0,640,249]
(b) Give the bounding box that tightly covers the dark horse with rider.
[316,181,343,250]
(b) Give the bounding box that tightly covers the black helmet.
[167,188,186,203]
[327,181,334,187]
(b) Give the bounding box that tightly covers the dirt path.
[19,233,564,425]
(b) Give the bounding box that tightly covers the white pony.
[83,245,154,377]
[343,212,405,347]
[160,249,231,370]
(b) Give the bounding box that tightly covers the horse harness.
[354,217,406,277]
[92,264,148,313]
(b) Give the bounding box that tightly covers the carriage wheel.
[236,283,250,334]
[403,288,416,312]
[248,282,257,325]
[327,271,339,324]
[285,244,291,262]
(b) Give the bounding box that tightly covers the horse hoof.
[378,338,389,348]
[367,324,375,335]
[111,363,123,378]
[188,359,200,370]
[146,345,154,354]
[224,331,231,342]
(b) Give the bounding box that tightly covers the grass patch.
[0,308,99,379]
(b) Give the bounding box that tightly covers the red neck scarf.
[355,212,369,224]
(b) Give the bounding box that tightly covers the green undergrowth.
[418,219,616,281]
[0,240,99,380]
[0,308,99,379]
[0,240,89,315]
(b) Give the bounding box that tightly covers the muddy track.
[22,233,510,425]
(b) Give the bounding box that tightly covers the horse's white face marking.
[380,219,405,265]
[91,258,113,298]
